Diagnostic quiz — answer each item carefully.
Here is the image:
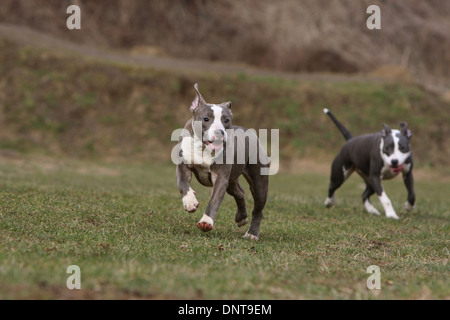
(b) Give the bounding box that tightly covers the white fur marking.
[182,187,199,212]
[342,166,354,180]
[378,192,399,219]
[243,232,259,240]
[198,214,214,227]
[402,163,412,174]
[364,199,381,215]
[324,196,336,208]
[380,162,395,179]
[404,201,414,211]
[180,136,215,167]
[207,105,227,142]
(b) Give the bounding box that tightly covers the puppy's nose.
[391,159,399,167]
[214,129,225,139]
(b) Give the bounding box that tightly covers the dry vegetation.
[0,38,448,168]
[1,0,450,91]
[0,1,449,167]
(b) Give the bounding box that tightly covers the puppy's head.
[189,83,233,152]
[380,122,412,174]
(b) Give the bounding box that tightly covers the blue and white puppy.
[175,84,269,239]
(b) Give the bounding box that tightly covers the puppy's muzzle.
[204,129,226,151]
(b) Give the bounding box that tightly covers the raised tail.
[323,108,353,141]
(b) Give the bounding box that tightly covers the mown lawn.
[0,157,448,299]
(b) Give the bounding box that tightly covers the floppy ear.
[399,122,412,139]
[381,123,391,137]
[190,83,206,113]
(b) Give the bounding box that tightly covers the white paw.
[197,214,214,232]
[324,196,335,208]
[379,192,399,220]
[368,207,381,216]
[364,200,381,216]
[385,210,399,220]
[182,188,199,212]
[243,232,258,241]
[404,201,414,212]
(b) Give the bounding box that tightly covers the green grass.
[0,157,448,299]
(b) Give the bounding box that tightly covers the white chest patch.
[180,136,215,167]
[380,163,398,180]
[402,163,412,174]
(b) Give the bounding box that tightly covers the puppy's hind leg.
[242,167,268,240]
[403,169,415,211]
[325,157,347,208]
[226,179,249,227]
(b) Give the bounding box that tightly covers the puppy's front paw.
[182,188,199,213]
[197,214,213,232]
[364,200,381,216]
[385,211,400,220]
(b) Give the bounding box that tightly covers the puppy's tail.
[323,108,353,141]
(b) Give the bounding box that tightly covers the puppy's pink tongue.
[390,164,404,174]
[206,141,223,151]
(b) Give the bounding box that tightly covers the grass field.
[0,156,448,299]
[0,19,449,302]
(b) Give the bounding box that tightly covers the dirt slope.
[1,0,450,92]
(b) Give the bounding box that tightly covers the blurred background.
[0,0,449,169]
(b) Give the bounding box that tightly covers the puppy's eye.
[399,144,409,153]
[224,118,230,124]
[384,143,394,154]
[203,117,209,122]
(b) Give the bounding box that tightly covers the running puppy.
[323,108,415,219]
[175,84,269,239]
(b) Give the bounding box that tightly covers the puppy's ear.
[399,122,412,139]
[190,83,206,113]
[220,101,233,117]
[223,101,232,110]
[381,123,391,137]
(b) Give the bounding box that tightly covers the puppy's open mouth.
[204,139,224,151]
[390,164,404,174]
